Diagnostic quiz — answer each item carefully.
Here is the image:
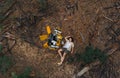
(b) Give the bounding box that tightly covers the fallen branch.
[0,0,16,23]
[80,32,85,43]
[2,32,15,40]
[103,15,114,22]
[0,25,13,36]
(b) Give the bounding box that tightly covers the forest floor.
[0,0,120,78]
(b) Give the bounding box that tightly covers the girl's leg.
[58,49,63,58]
[58,52,67,65]
[61,52,67,63]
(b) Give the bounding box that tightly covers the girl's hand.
[66,36,70,38]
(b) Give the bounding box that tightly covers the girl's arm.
[65,36,70,41]
[71,47,74,54]
[71,43,74,54]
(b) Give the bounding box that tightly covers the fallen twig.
[80,32,85,43]
[103,15,114,22]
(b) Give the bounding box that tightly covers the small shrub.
[0,55,14,74]
[0,44,2,53]
[67,56,75,63]
[0,24,4,32]
[12,67,32,78]
[0,14,5,23]
[38,0,48,10]
[67,46,108,64]
[0,14,5,20]
[80,46,108,64]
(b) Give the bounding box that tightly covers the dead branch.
[3,32,15,40]
[0,24,14,36]
[103,15,114,22]
[0,0,16,23]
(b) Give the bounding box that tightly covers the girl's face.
[69,38,72,42]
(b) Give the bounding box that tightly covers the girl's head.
[68,37,74,42]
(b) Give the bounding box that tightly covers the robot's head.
[54,29,61,34]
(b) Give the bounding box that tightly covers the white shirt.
[63,41,74,51]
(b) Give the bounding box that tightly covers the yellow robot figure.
[39,26,63,50]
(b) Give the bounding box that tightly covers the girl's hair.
[68,37,74,42]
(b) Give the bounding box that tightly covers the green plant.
[38,0,47,10]
[0,14,5,22]
[94,48,107,63]
[67,56,75,64]
[12,67,32,78]
[11,72,18,78]
[0,24,3,31]
[67,46,108,64]
[0,44,2,53]
[80,46,108,64]
[0,55,14,74]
